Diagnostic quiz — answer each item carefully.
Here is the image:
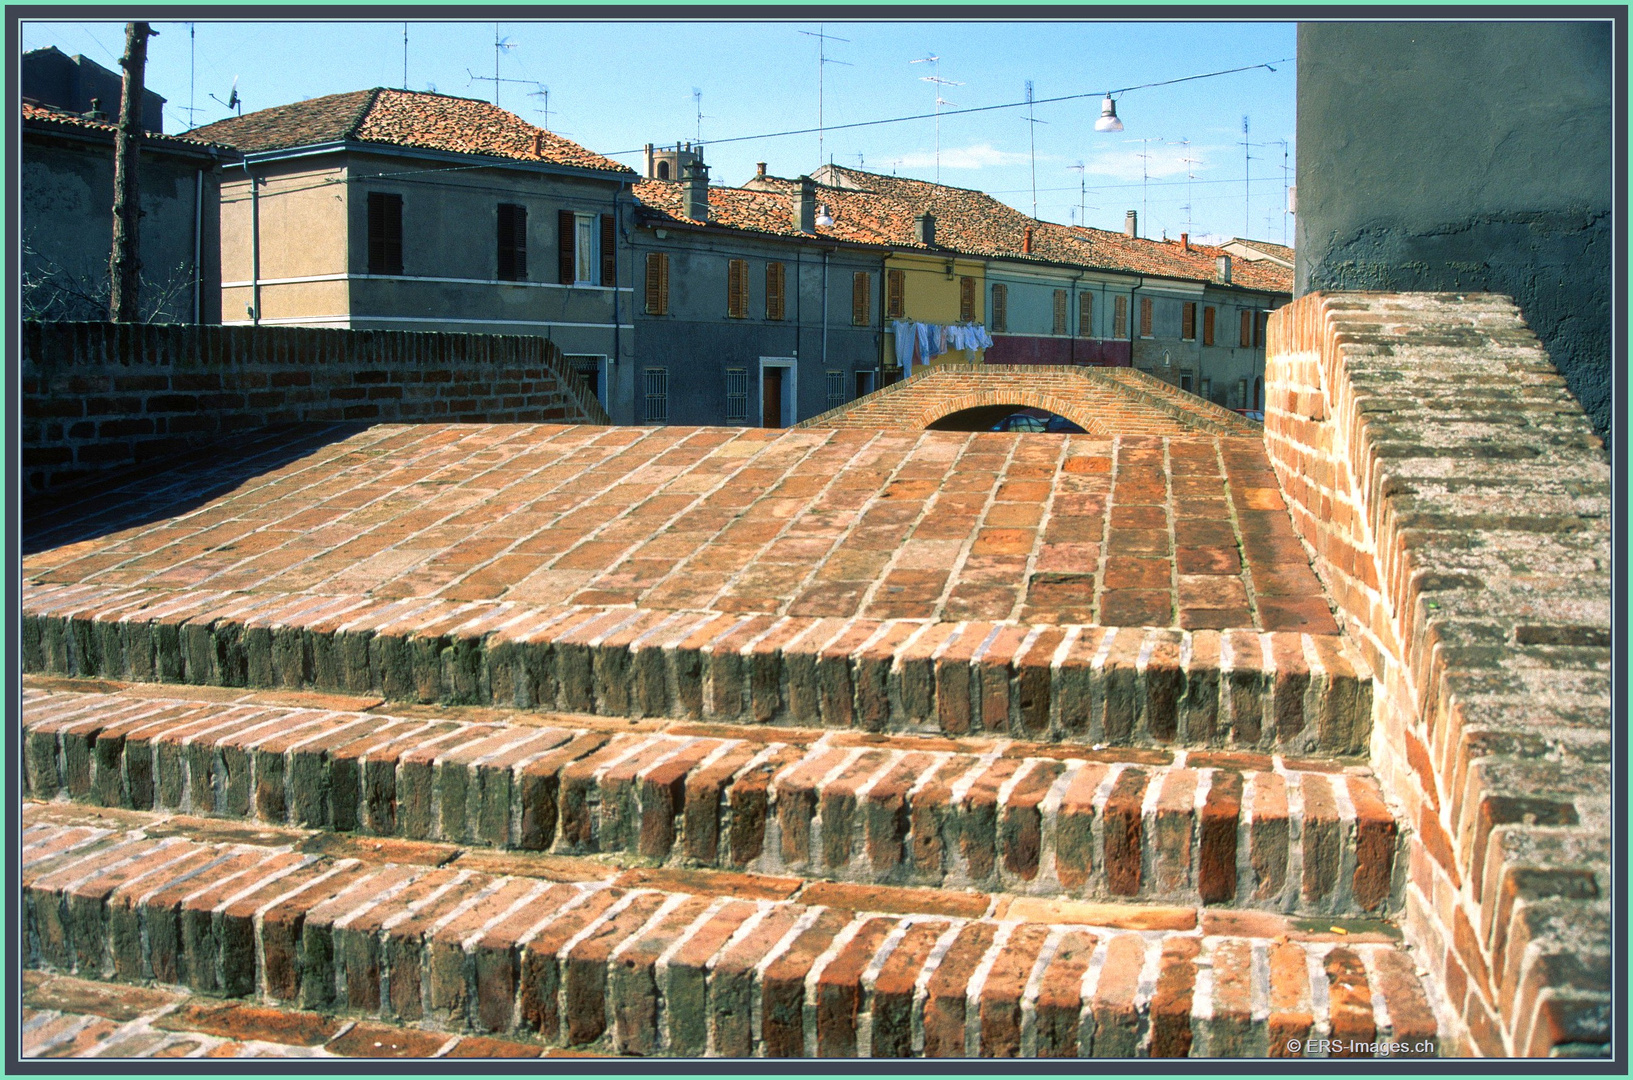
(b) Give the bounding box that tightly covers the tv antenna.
[1241,115,1251,236]
[472,24,519,106]
[1023,80,1048,218]
[692,88,712,145]
[1270,138,1290,244]
[798,26,850,167]
[1067,162,1098,228]
[208,75,241,116]
[1176,138,1201,235]
[1128,136,1164,239]
[910,55,961,183]
[402,23,408,90]
[529,85,552,131]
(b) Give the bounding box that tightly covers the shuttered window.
[644,368,669,424]
[886,269,906,319]
[1140,296,1153,338]
[600,214,616,287]
[367,192,403,276]
[766,262,786,320]
[727,259,749,318]
[1113,295,1128,339]
[1182,301,1196,340]
[558,210,575,285]
[990,283,1008,332]
[1240,309,1253,348]
[497,203,527,281]
[960,276,977,322]
[1052,290,1068,336]
[1078,292,1093,337]
[644,252,669,315]
[725,368,748,424]
[1203,306,1216,346]
[1255,310,1268,348]
[852,272,871,326]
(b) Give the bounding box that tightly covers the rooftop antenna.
[491,24,517,107]
[798,26,850,169]
[1023,80,1048,219]
[856,151,865,168]
[402,23,408,90]
[182,22,198,130]
[208,75,240,116]
[692,87,712,144]
[529,85,551,130]
[1177,138,1200,236]
[1272,137,1291,244]
[1067,161,1097,228]
[1241,115,1251,236]
[910,54,961,183]
[1130,136,1163,239]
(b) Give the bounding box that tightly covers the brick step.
[24,685,1402,915]
[22,814,1442,1058]
[22,582,1374,753]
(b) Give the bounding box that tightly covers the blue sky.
[22,18,1297,245]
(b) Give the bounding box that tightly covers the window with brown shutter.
[1052,290,1068,336]
[1140,296,1153,338]
[990,283,1008,332]
[1240,309,1253,348]
[367,192,403,276]
[600,214,616,286]
[886,269,905,318]
[1182,301,1196,340]
[644,252,669,315]
[766,262,785,320]
[497,203,527,281]
[1203,305,1216,346]
[960,276,976,321]
[1078,292,1093,337]
[727,259,749,318]
[852,271,871,326]
[557,209,575,285]
[1113,295,1128,339]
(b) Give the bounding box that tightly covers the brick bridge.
[798,364,1263,436]
[19,295,1609,1060]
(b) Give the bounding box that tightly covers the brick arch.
[909,390,1111,435]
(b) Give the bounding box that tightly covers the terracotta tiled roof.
[1227,237,1294,263]
[190,88,633,174]
[633,177,895,247]
[23,101,232,153]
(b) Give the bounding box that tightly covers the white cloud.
[895,143,1031,170]
[1081,143,1223,183]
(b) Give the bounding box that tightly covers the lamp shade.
[815,204,834,227]
[1094,95,1124,133]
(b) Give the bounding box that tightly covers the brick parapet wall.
[21,322,610,498]
[1263,292,1612,1057]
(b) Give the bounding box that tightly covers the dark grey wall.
[1296,21,1613,444]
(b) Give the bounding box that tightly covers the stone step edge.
[21,582,1374,754]
[23,820,1443,1059]
[24,686,1404,916]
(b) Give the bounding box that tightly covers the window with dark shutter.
[1255,310,1268,348]
[1113,295,1128,339]
[852,272,871,326]
[600,214,616,286]
[960,276,976,322]
[1078,292,1093,338]
[1052,290,1068,336]
[558,210,575,285]
[1182,301,1196,340]
[1140,297,1153,338]
[1240,309,1252,348]
[990,284,1008,333]
[886,269,905,318]
[727,259,749,319]
[1203,305,1216,346]
[644,252,669,315]
[367,192,403,275]
[497,203,527,281]
[766,262,785,320]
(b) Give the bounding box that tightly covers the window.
[497,203,527,281]
[886,269,906,318]
[568,355,604,405]
[1180,373,1194,393]
[1078,292,1093,338]
[1113,295,1128,339]
[725,368,748,423]
[1255,310,1268,348]
[727,259,749,319]
[1202,305,1216,346]
[1140,297,1153,338]
[367,192,403,275]
[600,214,616,287]
[1237,378,1249,408]
[1200,377,1212,400]
[1182,301,1196,341]
[1052,290,1068,336]
[657,160,670,180]
[644,252,669,315]
[960,276,977,321]
[575,215,596,284]
[852,271,871,325]
[766,262,786,320]
[559,211,602,285]
[644,368,669,424]
[826,370,846,409]
[1240,309,1253,348]
[990,283,1008,332]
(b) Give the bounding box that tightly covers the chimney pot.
[1022,225,1033,255]
[915,212,936,247]
[756,162,767,177]
[794,175,817,233]
[1216,254,1232,283]
[684,159,710,222]
[1181,232,1189,251]
[533,131,544,157]
[1124,210,1138,239]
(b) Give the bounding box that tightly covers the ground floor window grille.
[644,367,668,424]
[725,368,748,423]
[826,369,846,409]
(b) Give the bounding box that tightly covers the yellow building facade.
[882,251,987,371]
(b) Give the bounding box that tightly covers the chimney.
[87,96,102,119]
[533,131,544,158]
[794,175,817,233]
[644,143,654,177]
[915,212,936,247]
[1216,255,1232,283]
[1124,210,1137,239]
[683,158,710,222]
[1180,232,1190,251]
[756,162,767,178]
[1022,225,1033,255]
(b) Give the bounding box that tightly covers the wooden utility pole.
[109,21,155,322]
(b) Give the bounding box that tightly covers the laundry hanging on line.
[891,320,992,374]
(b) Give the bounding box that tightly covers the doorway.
[762,368,784,428]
